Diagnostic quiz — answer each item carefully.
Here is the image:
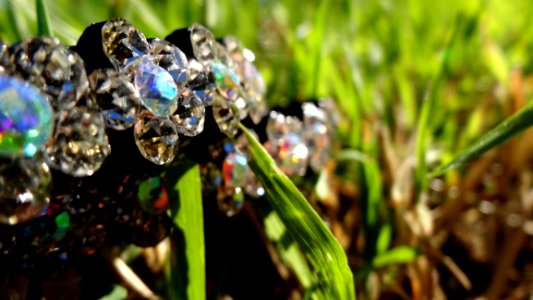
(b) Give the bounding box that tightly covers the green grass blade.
[36,0,53,36]
[240,123,355,300]
[167,163,205,300]
[414,15,462,197]
[371,246,419,268]
[432,102,533,176]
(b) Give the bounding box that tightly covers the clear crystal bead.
[7,37,89,111]
[0,75,54,157]
[212,96,239,137]
[88,69,142,130]
[190,24,217,62]
[187,59,215,105]
[171,89,205,137]
[217,186,244,217]
[266,111,309,176]
[150,38,188,88]
[211,62,240,101]
[134,113,179,165]
[0,156,51,225]
[222,152,250,188]
[133,58,178,116]
[241,60,267,124]
[45,107,111,177]
[201,162,222,193]
[244,172,264,198]
[101,18,150,68]
[302,102,330,172]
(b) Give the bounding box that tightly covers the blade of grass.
[36,0,53,36]
[240,123,355,300]
[167,163,205,300]
[431,101,533,176]
[414,15,462,198]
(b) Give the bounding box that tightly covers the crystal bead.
[150,39,188,88]
[217,186,244,217]
[133,59,178,116]
[211,62,240,101]
[134,113,179,165]
[128,206,172,247]
[7,37,89,110]
[0,75,53,157]
[266,111,309,176]
[137,176,168,214]
[45,107,111,177]
[241,61,267,124]
[0,157,51,225]
[171,89,205,137]
[302,102,330,172]
[212,96,239,137]
[101,18,150,68]
[201,162,222,193]
[244,172,265,198]
[190,24,217,62]
[88,69,141,130]
[187,59,215,105]
[222,152,250,188]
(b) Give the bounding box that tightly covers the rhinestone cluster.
[0,19,340,272]
[203,100,338,216]
[96,19,267,165]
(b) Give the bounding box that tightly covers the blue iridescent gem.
[134,60,178,116]
[0,75,53,157]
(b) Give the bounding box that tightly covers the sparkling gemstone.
[266,111,309,176]
[212,97,239,137]
[133,59,178,116]
[101,18,150,68]
[211,62,240,101]
[302,102,330,172]
[0,75,53,157]
[0,157,51,225]
[88,69,142,130]
[244,172,265,198]
[137,176,168,214]
[45,107,111,177]
[187,59,215,105]
[241,61,267,124]
[217,186,244,217]
[201,162,222,193]
[222,152,250,188]
[7,37,89,110]
[150,39,188,88]
[171,89,205,137]
[134,113,179,165]
[190,24,217,62]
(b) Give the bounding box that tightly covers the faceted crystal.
[0,75,53,157]
[190,24,217,62]
[187,59,215,105]
[7,37,89,110]
[171,89,205,137]
[88,69,141,130]
[211,62,240,101]
[201,162,222,193]
[302,102,330,172]
[241,60,267,124]
[134,113,179,165]
[217,186,244,217]
[222,152,250,188]
[45,107,111,177]
[150,39,188,88]
[266,111,309,176]
[212,96,239,137]
[134,59,178,116]
[101,18,150,68]
[244,172,265,198]
[137,176,168,214]
[0,157,51,225]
